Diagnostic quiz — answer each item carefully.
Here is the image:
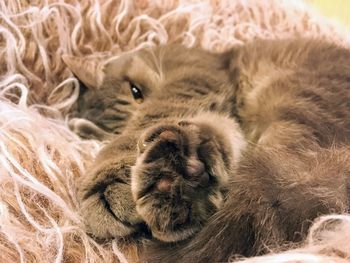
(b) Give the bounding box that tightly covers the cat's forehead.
[62,44,218,91]
[102,45,192,89]
[104,45,190,71]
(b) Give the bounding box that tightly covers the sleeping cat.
[63,38,350,262]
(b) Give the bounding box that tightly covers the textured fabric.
[0,0,349,262]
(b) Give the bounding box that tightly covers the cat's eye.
[129,82,144,104]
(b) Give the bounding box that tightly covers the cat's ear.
[62,55,105,89]
[217,46,242,83]
[218,46,241,70]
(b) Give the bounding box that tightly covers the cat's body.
[63,38,350,262]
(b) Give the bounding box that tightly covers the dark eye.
[129,82,144,103]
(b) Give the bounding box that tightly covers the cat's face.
[64,45,236,139]
[63,45,245,243]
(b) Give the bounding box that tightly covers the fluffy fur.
[0,0,349,262]
[72,37,350,262]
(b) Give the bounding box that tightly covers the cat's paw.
[131,121,234,242]
[78,156,145,239]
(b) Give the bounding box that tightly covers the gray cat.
[63,38,350,262]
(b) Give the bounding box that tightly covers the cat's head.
[63,45,235,140]
[63,45,242,244]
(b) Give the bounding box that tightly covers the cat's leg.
[77,133,145,239]
[131,113,246,242]
[142,121,350,263]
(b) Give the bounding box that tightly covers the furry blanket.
[0,0,349,262]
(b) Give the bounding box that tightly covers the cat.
[63,38,350,262]
[63,45,246,242]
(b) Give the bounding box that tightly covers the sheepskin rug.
[0,0,349,262]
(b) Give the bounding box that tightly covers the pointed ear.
[62,55,105,89]
[217,46,242,83]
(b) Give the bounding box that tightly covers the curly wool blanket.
[0,0,349,262]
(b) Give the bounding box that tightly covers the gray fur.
[64,38,350,262]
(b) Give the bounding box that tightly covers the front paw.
[131,122,231,242]
[78,156,144,239]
